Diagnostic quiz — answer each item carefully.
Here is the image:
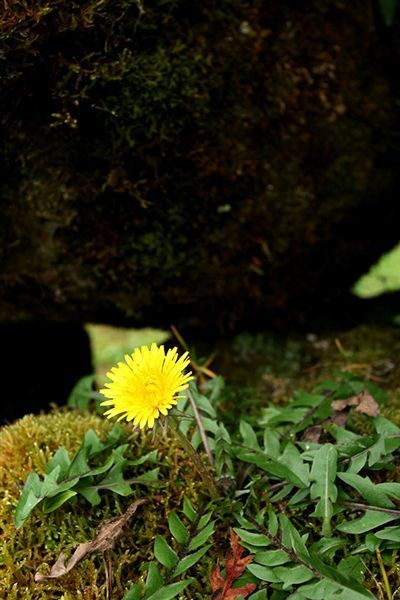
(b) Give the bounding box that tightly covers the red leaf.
[210,528,256,599]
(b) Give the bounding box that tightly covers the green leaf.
[182,497,197,522]
[305,553,374,598]
[338,473,394,508]
[45,447,71,479]
[188,520,215,551]
[263,429,280,458]
[248,591,267,600]
[234,449,305,488]
[374,525,400,542]
[123,584,142,600]
[274,565,313,588]
[154,535,178,569]
[14,472,43,528]
[145,579,193,600]
[246,563,281,582]
[128,450,159,466]
[268,510,279,536]
[42,490,77,513]
[234,528,271,547]
[298,578,371,599]
[172,544,212,577]
[337,556,365,581]
[310,444,337,536]
[379,0,398,26]
[145,562,164,596]
[279,514,309,560]
[168,512,189,544]
[67,374,95,410]
[240,421,259,449]
[191,391,217,418]
[278,443,309,486]
[254,549,289,566]
[336,510,399,534]
[197,511,213,530]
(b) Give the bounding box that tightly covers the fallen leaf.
[210,529,256,599]
[302,425,323,443]
[331,390,380,418]
[35,498,147,583]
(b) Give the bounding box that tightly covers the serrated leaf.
[128,449,158,466]
[274,564,313,588]
[278,443,309,486]
[154,535,178,569]
[192,392,217,418]
[43,490,77,513]
[15,472,43,528]
[173,543,212,577]
[146,578,193,600]
[240,421,259,449]
[45,447,71,479]
[188,521,215,551]
[279,514,309,560]
[263,429,280,458]
[310,444,337,536]
[336,510,399,534]
[234,449,305,487]
[67,374,95,410]
[168,512,189,544]
[337,473,394,508]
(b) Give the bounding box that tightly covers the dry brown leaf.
[210,529,256,599]
[35,498,148,583]
[354,390,380,417]
[302,425,323,443]
[330,390,380,417]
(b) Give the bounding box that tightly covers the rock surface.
[1,0,399,329]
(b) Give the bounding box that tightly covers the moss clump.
[0,411,206,599]
[1,1,400,329]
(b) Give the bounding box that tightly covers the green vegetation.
[2,326,400,598]
[353,243,400,299]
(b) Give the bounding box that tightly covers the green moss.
[0,411,206,599]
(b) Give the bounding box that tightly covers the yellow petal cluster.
[100,343,193,429]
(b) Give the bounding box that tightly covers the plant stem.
[376,549,393,600]
[168,417,219,499]
[187,389,215,467]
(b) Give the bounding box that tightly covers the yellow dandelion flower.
[99,343,193,429]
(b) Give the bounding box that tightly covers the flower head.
[100,343,193,429]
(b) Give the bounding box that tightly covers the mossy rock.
[0,411,208,599]
[1,1,400,329]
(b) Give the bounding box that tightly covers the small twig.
[376,549,393,600]
[103,550,113,600]
[187,389,214,467]
[339,501,400,517]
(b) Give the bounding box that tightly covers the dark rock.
[0,323,92,423]
[1,1,399,330]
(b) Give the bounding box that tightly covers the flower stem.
[168,417,219,499]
